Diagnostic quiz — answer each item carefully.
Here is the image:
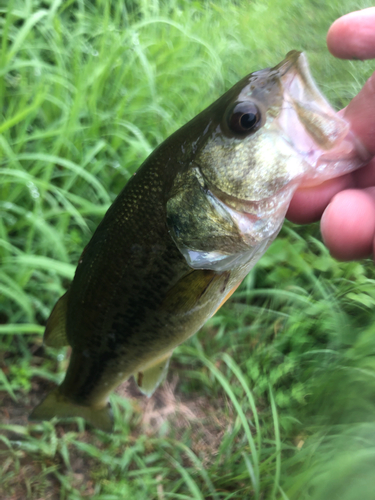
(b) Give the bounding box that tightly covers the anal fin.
[44,291,70,348]
[135,352,172,397]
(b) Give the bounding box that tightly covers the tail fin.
[29,388,113,432]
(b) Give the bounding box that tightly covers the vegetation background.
[1,0,375,498]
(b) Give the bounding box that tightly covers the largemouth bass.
[30,51,367,431]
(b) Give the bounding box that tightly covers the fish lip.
[204,178,293,247]
[200,169,293,219]
[273,50,303,77]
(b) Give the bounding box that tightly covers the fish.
[29,51,367,431]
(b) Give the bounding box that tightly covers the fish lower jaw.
[175,187,288,272]
[208,177,294,215]
[210,183,294,239]
[223,194,290,244]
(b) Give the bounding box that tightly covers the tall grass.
[1,0,375,498]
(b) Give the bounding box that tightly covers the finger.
[327,7,375,60]
[343,72,375,156]
[353,157,375,188]
[286,174,354,224]
[320,188,375,260]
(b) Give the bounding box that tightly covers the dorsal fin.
[44,291,70,348]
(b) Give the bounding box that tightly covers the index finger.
[327,7,375,60]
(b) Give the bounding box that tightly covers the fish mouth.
[276,51,370,187]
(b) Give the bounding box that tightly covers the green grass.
[1,0,375,498]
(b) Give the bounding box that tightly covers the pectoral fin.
[161,269,219,313]
[29,387,113,432]
[135,352,172,397]
[211,280,242,316]
[44,291,69,348]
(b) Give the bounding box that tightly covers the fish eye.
[227,102,261,135]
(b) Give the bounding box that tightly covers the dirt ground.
[0,368,232,500]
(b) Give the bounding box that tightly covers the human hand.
[286,8,375,260]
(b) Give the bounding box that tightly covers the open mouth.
[278,52,370,184]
